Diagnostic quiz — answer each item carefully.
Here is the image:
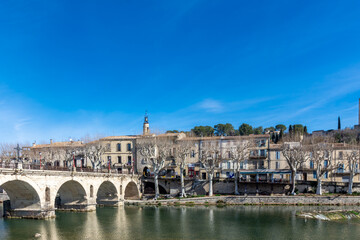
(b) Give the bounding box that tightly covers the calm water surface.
[1,205,360,240]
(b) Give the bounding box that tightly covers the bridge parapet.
[0,168,142,219]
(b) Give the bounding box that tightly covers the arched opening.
[124,182,140,200]
[143,182,167,195]
[143,167,149,177]
[96,181,118,205]
[0,180,41,216]
[90,185,94,198]
[55,180,87,210]
[45,187,50,202]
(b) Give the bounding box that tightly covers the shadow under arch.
[55,180,87,210]
[143,181,167,195]
[0,180,41,211]
[96,181,118,206]
[124,181,140,200]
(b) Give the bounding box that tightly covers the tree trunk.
[234,171,240,195]
[290,170,296,195]
[316,178,322,195]
[348,171,354,195]
[154,173,159,199]
[180,165,186,197]
[209,172,213,197]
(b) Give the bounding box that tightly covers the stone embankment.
[126,195,360,206]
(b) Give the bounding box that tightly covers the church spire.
[143,111,150,135]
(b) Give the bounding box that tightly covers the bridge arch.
[54,180,87,210]
[96,180,118,205]
[124,181,140,200]
[0,179,42,211]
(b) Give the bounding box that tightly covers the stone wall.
[158,179,360,196]
[135,195,360,206]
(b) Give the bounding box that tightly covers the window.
[310,160,314,169]
[338,164,344,173]
[324,160,328,168]
[191,150,195,158]
[227,162,231,169]
[240,162,244,169]
[339,151,343,160]
[276,162,280,169]
[118,156,122,164]
[276,151,280,160]
[260,161,264,169]
[108,156,111,163]
[128,156,132,165]
[117,143,121,152]
[202,172,206,179]
[127,143,131,151]
[313,171,317,179]
[260,149,266,157]
[216,172,220,178]
[324,171,328,179]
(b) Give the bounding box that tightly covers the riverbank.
[126,195,360,206]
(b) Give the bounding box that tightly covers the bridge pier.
[3,200,55,219]
[56,203,96,212]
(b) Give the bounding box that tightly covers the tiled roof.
[182,134,270,141]
[100,136,138,140]
[31,141,84,149]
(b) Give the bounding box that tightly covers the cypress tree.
[338,116,341,130]
[279,129,284,140]
[304,126,308,135]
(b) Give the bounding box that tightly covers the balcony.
[249,152,267,159]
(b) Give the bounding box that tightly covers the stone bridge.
[0,168,141,219]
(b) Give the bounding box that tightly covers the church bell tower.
[143,111,150,135]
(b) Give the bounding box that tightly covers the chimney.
[50,139,53,144]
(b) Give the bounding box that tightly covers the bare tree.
[175,140,196,197]
[0,143,17,164]
[199,141,222,197]
[85,141,108,171]
[137,137,172,199]
[229,138,253,195]
[282,142,309,195]
[310,142,338,195]
[344,147,360,194]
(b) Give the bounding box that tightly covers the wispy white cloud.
[196,99,224,113]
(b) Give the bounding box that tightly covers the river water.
[1,205,360,240]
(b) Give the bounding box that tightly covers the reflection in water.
[1,205,360,239]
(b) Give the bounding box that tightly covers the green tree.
[238,123,254,136]
[293,124,304,134]
[191,126,214,137]
[214,123,235,136]
[303,126,308,135]
[264,127,275,133]
[166,130,179,133]
[275,124,287,132]
[253,126,263,135]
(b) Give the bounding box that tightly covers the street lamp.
[72,151,76,172]
[39,152,42,169]
[108,156,111,173]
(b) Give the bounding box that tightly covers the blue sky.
[1,0,360,143]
